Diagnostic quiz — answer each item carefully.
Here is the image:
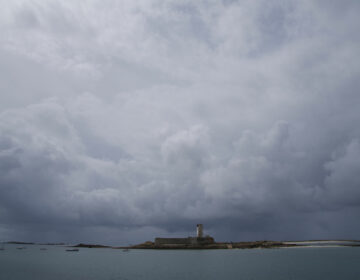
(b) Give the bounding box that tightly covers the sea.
[1,244,360,280]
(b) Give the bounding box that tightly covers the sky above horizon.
[1,0,360,245]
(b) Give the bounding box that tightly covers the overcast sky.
[0,0,360,245]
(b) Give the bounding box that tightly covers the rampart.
[154,236,214,246]
[155,238,191,245]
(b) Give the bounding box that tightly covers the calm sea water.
[1,244,360,280]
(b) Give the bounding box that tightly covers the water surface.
[1,244,360,279]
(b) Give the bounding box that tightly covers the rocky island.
[125,224,292,249]
[128,239,289,249]
[8,224,360,250]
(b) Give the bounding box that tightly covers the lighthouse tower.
[196,224,203,238]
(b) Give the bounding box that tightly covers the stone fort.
[154,224,214,246]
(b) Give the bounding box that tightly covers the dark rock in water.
[73,243,110,248]
[128,240,291,249]
[7,241,34,245]
[66,249,79,252]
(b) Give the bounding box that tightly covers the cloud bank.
[0,0,360,244]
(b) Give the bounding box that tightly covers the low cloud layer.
[0,0,360,244]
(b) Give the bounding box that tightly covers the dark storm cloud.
[0,0,360,244]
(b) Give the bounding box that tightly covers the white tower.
[196,224,203,238]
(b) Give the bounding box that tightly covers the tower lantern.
[196,224,203,238]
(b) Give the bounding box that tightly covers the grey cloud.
[0,0,360,244]
[323,140,360,207]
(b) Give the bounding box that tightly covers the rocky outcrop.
[128,240,292,249]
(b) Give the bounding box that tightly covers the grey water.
[1,244,360,280]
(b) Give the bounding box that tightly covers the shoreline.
[71,240,360,250]
[4,240,360,250]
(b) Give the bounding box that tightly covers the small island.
[123,224,293,250]
[7,224,360,250]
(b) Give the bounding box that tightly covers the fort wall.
[155,238,192,245]
[154,236,214,246]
